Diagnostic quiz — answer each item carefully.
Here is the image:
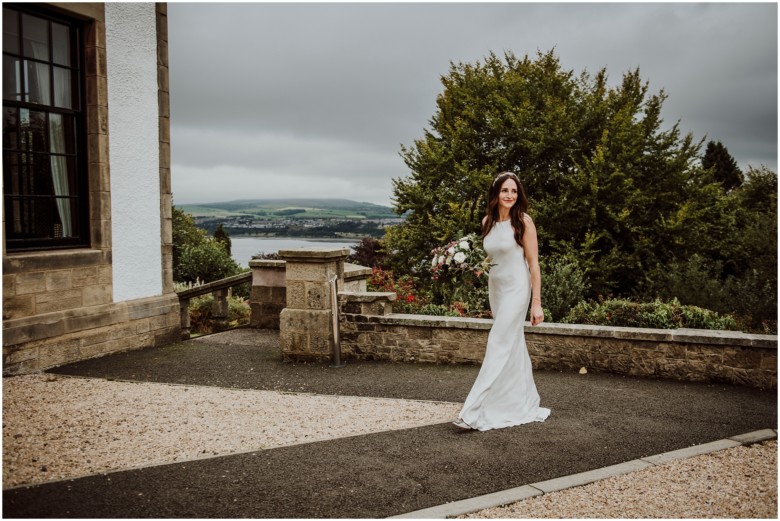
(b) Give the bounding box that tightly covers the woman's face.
[497,177,518,212]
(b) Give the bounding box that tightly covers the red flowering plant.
[368,267,431,313]
[429,233,491,316]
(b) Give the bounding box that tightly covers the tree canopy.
[384,49,776,329]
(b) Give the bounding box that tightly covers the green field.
[179,198,394,219]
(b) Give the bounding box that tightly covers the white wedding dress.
[458,219,551,430]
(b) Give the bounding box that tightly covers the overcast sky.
[167,2,778,207]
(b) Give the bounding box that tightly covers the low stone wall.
[3,294,180,375]
[339,292,778,390]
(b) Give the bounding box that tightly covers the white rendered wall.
[105,3,162,302]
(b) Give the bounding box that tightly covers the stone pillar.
[249,259,287,329]
[278,247,349,362]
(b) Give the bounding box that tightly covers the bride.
[454,171,551,431]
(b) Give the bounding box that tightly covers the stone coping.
[248,259,286,269]
[344,263,372,279]
[248,260,370,282]
[339,291,397,303]
[278,247,350,261]
[365,313,777,349]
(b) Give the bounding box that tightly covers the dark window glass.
[3,55,21,100]
[3,6,87,250]
[51,22,69,66]
[3,9,19,54]
[21,14,48,60]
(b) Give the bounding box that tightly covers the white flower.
[438,255,446,265]
[447,246,456,255]
[431,256,438,267]
[454,252,467,264]
[459,240,470,251]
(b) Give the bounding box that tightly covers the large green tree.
[386,50,710,298]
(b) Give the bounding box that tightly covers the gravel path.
[3,370,776,519]
[460,440,777,519]
[2,374,459,489]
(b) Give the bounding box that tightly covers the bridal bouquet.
[430,233,492,281]
[429,233,491,316]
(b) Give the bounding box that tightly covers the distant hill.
[179,198,396,219]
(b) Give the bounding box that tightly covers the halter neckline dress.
[458,219,551,430]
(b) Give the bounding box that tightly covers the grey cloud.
[168,2,777,205]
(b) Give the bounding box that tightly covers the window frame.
[3,4,89,252]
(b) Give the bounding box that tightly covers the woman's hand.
[530,301,544,326]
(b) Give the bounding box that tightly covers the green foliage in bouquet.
[428,233,491,316]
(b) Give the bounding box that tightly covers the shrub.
[347,236,387,268]
[644,254,776,333]
[564,297,739,331]
[188,293,251,336]
[540,253,589,321]
[175,239,242,284]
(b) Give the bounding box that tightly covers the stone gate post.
[278,247,349,362]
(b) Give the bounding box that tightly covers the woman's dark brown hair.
[481,171,528,246]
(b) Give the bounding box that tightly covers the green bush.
[564,297,739,331]
[414,303,462,317]
[541,253,589,321]
[175,239,242,284]
[189,293,251,336]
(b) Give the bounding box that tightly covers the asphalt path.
[4,329,776,518]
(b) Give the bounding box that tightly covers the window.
[3,5,87,250]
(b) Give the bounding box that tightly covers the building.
[3,3,180,374]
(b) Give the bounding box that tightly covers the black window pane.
[3,106,18,150]
[24,60,51,105]
[51,22,70,66]
[65,155,78,192]
[3,152,20,195]
[20,109,47,153]
[64,113,76,154]
[22,14,49,61]
[3,8,19,55]
[32,152,54,196]
[3,56,22,101]
[53,66,71,109]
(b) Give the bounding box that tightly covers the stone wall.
[3,294,180,375]
[338,292,778,390]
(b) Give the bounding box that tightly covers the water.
[231,236,357,267]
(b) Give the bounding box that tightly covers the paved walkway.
[3,328,777,518]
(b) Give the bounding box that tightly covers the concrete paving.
[3,328,777,518]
